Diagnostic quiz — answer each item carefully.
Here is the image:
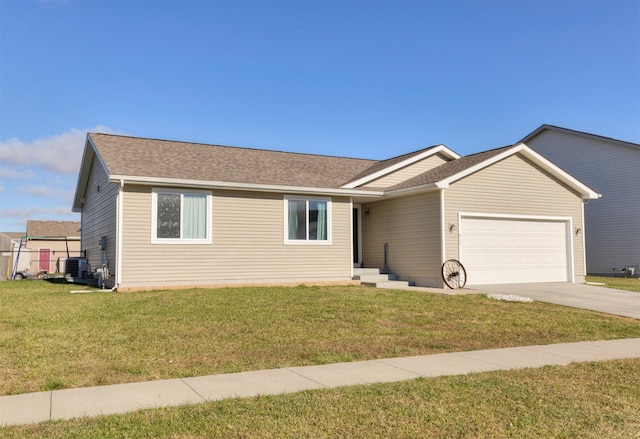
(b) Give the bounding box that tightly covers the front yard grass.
[2,359,639,438]
[586,275,640,292]
[1,281,640,396]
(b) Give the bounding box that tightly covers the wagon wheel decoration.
[441,259,467,289]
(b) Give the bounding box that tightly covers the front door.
[39,248,50,272]
[353,206,362,267]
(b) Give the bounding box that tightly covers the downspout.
[580,199,587,282]
[439,189,446,265]
[349,197,354,279]
[115,179,124,290]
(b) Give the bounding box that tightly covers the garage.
[460,215,572,285]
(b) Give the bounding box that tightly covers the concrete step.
[361,280,411,289]
[352,274,392,281]
[354,267,407,289]
[353,268,382,276]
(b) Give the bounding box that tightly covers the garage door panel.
[461,217,569,285]
[513,253,528,265]
[501,236,514,248]
[515,236,528,248]
[527,253,540,265]
[487,236,501,248]
[471,236,486,248]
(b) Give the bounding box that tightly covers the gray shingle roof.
[90,133,378,189]
[1,232,24,240]
[87,134,523,195]
[26,220,81,237]
[343,145,445,185]
[386,145,515,191]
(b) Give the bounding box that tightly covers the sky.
[1,0,638,232]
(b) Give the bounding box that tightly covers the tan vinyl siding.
[361,154,450,188]
[119,187,352,288]
[80,160,118,286]
[525,131,640,274]
[443,154,586,281]
[362,191,443,287]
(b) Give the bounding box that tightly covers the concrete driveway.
[467,282,640,319]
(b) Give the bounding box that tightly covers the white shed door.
[460,217,569,285]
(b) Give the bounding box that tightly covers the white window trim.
[284,195,332,245]
[151,188,212,244]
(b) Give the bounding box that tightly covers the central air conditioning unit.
[65,257,90,279]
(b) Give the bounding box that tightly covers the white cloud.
[0,205,78,235]
[61,188,77,205]
[0,125,113,175]
[1,205,78,220]
[0,126,114,231]
[0,168,36,180]
[18,186,56,198]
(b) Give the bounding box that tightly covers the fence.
[0,234,15,281]
[1,244,85,281]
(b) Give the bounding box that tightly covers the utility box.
[65,257,90,279]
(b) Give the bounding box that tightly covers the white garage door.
[460,216,570,285]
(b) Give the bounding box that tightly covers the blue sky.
[1,0,638,232]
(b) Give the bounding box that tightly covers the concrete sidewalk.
[2,338,639,427]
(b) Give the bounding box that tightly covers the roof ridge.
[375,144,446,163]
[520,125,640,148]
[89,132,376,163]
[340,144,456,187]
[384,144,517,192]
[461,143,517,158]
[84,133,381,192]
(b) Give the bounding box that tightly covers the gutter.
[382,182,442,199]
[109,175,384,198]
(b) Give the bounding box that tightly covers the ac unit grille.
[65,257,89,278]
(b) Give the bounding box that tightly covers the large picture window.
[285,197,331,244]
[152,189,212,244]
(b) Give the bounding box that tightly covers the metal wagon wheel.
[441,259,467,289]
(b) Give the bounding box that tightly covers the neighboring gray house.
[73,133,598,291]
[521,125,640,276]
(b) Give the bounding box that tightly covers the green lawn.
[1,281,639,396]
[2,359,639,438]
[586,275,640,292]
